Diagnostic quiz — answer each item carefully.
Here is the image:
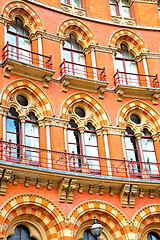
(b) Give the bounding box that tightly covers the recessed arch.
[131,204,160,240]
[1,1,45,34]
[60,92,111,128]
[109,29,148,55]
[0,79,54,118]
[0,193,65,240]
[57,19,97,48]
[117,100,160,134]
[66,200,129,240]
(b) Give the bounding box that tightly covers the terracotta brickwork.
[0,0,160,239]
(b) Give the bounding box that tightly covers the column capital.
[0,105,9,116]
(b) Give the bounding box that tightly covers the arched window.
[83,229,97,240]
[63,34,85,76]
[125,126,158,177]
[158,1,160,16]
[110,0,131,18]
[147,232,160,240]
[7,18,31,63]
[7,107,20,144]
[115,44,138,86]
[7,225,36,240]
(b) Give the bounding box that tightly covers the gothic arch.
[109,29,148,55]
[1,1,45,33]
[0,79,54,118]
[66,200,129,240]
[117,100,160,134]
[60,92,111,128]
[131,204,160,240]
[0,193,65,240]
[57,19,97,48]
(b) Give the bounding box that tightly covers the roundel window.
[130,114,141,124]
[75,107,85,118]
[17,95,28,106]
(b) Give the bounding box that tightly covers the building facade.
[0,0,160,239]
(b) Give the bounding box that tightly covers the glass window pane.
[25,123,39,137]
[73,0,81,8]
[85,146,98,157]
[8,22,16,33]
[141,138,154,151]
[123,6,130,17]
[85,132,97,146]
[110,4,117,15]
[71,35,83,51]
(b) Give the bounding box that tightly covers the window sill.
[111,15,136,26]
[61,3,86,17]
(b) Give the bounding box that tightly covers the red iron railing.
[60,59,106,81]
[0,140,160,180]
[2,42,52,69]
[114,70,159,88]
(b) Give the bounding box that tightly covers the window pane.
[25,123,39,137]
[110,4,117,15]
[122,6,130,18]
[73,0,81,8]
[17,19,29,36]
[141,138,154,151]
[8,22,16,33]
[85,132,97,146]
[71,35,83,51]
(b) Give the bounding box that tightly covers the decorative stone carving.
[3,64,13,78]
[98,86,106,99]
[36,179,41,189]
[78,184,83,194]
[12,175,19,186]
[116,89,124,101]
[0,106,9,116]
[47,180,52,190]
[0,169,12,195]
[58,178,70,202]
[24,177,30,187]
[83,44,117,54]
[51,118,69,128]
[152,93,159,105]
[88,185,94,195]
[120,184,130,208]
[129,185,138,208]
[109,186,115,196]
[149,189,154,199]
[99,186,104,195]
[139,189,144,198]
[67,179,78,203]
[106,126,125,136]
[43,74,52,88]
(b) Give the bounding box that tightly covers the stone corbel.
[43,74,52,88]
[139,189,144,198]
[12,175,19,186]
[3,64,13,78]
[67,179,78,203]
[36,179,41,189]
[47,180,52,190]
[149,189,154,199]
[88,185,94,195]
[78,184,83,194]
[0,169,12,195]
[99,186,104,195]
[120,184,130,208]
[58,178,70,202]
[152,93,159,105]
[109,186,115,196]
[116,89,124,101]
[98,86,106,99]
[24,177,30,187]
[129,185,137,208]
[62,79,70,92]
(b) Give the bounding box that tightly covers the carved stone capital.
[43,116,54,126]
[3,64,13,78]
[19,115,27,123]
[0,105,9,116]
[135,132,142,140]
[106,126,125,136]
[52,118,69,128]
[83,44,117,54]
[78,126,85,133]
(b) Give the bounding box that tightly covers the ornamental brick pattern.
[1,80,53,117]
[61,92,110,126]
[117,100,160,131]
[110,29,147,54]
[0,194,65,240]
[2,1,45,32]
[57,19,97,47]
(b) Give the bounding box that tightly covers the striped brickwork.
[61,92,111,126]
[1,1,45,32]
[57,19,97,47]
[110,29,148,54]
[117,100,160,132]
[1,79,53,117]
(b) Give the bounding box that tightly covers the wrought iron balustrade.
[114,70,159,88]
[2,42,53,69]
[0,140,160,180]
[60,59,106,81]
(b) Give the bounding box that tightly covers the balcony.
[1,42,55,87]
[1,140,160,180]
[59,59,109,98]
[114,70,160,104]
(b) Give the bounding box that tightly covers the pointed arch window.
[7,18,31,63]
[115,44,139,86]
[147,232,160,240]
[7,225,36,240]
[62,34,86,77]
